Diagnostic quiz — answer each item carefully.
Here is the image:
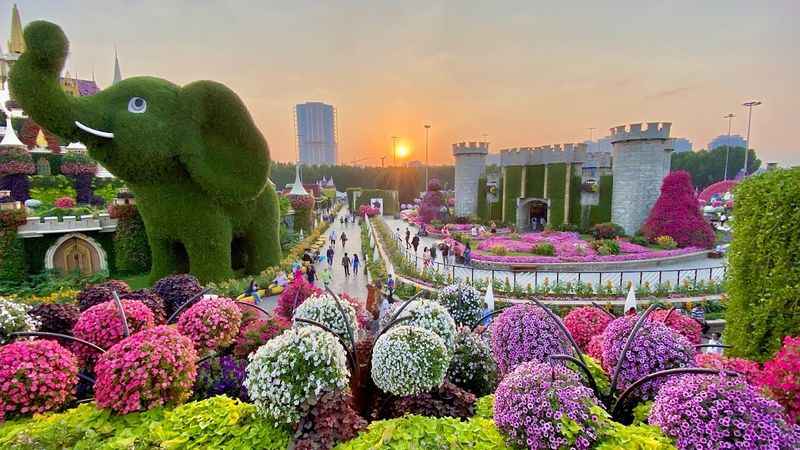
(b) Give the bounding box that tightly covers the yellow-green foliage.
[475,394,495,419]
[11,21,281,283]
[725,168,800,360]
[335,415,516,450]
[0,396,290,450]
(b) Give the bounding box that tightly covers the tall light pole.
[424,125,431,189]
[722,114,735,180]
[391,136,399,166]
[742,101,762,177]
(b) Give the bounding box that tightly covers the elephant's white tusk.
[74,121,114,139]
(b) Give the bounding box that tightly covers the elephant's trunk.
[9,21,80,143]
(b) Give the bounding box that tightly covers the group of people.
[395,226,475,270]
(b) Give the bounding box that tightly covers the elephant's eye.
[127,97,147,114]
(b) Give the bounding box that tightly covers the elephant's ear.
[179,80,270,201]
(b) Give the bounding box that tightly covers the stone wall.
[611,122,673,234]
[453,142,488,217]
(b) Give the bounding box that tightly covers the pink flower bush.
[233,315,291,358]
[95,325,197,414]
[758,336,800,423]
[650,374,800,449]
[120,289,167,324]
[274,276,321,321]
[587,333,605,365]
[71,300,155,364]
[694,353,761,385]
[601,314,694,400]
[177,297,242,354]
[491,304,568,376]
[340,292,370,329]
[563,306,613,351]
[53,196,76,209]
[358,205,380,217]
[648,309,703,344]
[641,171,715,249]
[494,361,603,450]
[0,339,78,421]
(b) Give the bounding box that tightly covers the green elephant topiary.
[10,21,281,282]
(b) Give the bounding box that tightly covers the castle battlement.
[609,122,671,143]
[453,141,489,156]
[498,143,588,167]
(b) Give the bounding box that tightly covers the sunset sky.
[4,1,798,166]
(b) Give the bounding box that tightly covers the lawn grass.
[113,272,151,290]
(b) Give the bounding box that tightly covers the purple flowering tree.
[0,149,35,201]
[419,178,445,224]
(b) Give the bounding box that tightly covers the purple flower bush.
[152,274,203,316]
[650,374,800,449]
[119,289,167,324]
[193,355,248,401]
[76,280,131,311]
[28,303,80,334]
[491,304,568,376]
[601,315,694,400]
[494,361,603,450]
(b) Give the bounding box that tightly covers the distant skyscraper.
[708,134,746,150]
[671,137,692,153]
[295,102,338,165]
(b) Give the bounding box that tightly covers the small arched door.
[52,236,100,275]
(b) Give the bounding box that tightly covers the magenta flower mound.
[71,300,155,364]
[758,336,800,424]
[274,276,321,321]
[120,289,167,324]
[694,353,761,385]
[563,306,613,351]
[648,309,702,344]
[587,334,605,365]
[177,297,242,354]
[641,170,715,249]
[494,361,602,450]
[95,325,197,414]
[650,374,800,449]
[491,304,568,376]
[601,315,694,400]
[0,339,79,421]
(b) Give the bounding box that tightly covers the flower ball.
[292,293,358,340]
[0,298,39,343]
[28,303,79,335]
[152,273,203,316]
[0,339,79,421]
[494,361,603,450]
[447,327,498,396]
[120,289,167,324]
[233,315,290,358]
[393,299,457,354]
[177,297,242,354]
[371,325,449,396]
[759,336,800,424]
[586,333,605,365]
[95,325,197,414]
[648,309,702,344]
[72,300,155,364]
[491,303,568,376]
[245,327,349,424]
[436,282,483,326]
[601,314,693,400]
[650,374,800,449]
[76,280,130,312]
[563,306,613,351]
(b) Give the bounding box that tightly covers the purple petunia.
[491,304,568,376]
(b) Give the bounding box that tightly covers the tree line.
[671,146,761,189]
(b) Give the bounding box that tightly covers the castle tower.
[8,4,25,55]
[453,141,488,217]
[610,122,673,234]
[112,48,122,85]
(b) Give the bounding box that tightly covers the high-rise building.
[708,134,746,150]
[295,102,338,165]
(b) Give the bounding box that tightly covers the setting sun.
[396,145,410,158]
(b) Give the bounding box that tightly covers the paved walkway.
[313,209,368,301]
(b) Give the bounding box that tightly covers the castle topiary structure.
[10,21,281,282]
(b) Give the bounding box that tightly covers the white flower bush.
[292,293,358,340]
[447,327,498,396]
[371,325,449,396]
[436,282,483,326]
[244,327,349,424]
[394,299,457,354]
[0,298,39,343]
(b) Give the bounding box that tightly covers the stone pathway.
[312,209,368,301]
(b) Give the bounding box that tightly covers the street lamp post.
[742,101,762,177]
[424,125,431,189]
[723,113,735,180]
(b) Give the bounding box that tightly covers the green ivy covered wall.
[502,167,523,225]
[546,163,567,227]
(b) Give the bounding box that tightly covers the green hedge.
[502,167,522,225]
[589,175,613,226]
[525,165,545,198]
[0,231,27,284]
[725,168,800,361]
[114,207,152,274]
[490,180,503,221]
[546,163,567,227]
[569,172,582,225]
[477,177,488,220]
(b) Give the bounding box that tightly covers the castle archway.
[516,197,549,231]
[45,233,108,275]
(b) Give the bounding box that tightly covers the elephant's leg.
[148,237,179,284]
[183,228,235,283]
[244,187,282,274]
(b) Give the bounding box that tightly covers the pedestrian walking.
[429,245,437,264]
[386,273,395,301]
[326,247,335,266]
[411,234,420,253]
[341,231,348,248]
[306,264,316,284]
[320,267,333,287]
[329,230,336,246]
[245,280,262,305]
[352,254,360,275]
[342,253,352,277]
[422,248,431,271]
[463,242,472,265]
[405,229,411,249]
[442,244,450,266]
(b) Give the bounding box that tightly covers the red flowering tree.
[419,178,445,223]
[758,336,800,423]
[641,171,715,248]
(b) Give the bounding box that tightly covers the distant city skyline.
[295,102,338,165]
[1,1,797,166]
[708,134,747,150]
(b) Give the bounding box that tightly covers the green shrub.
[726,168,800,361]
[489,245,507,256]
[334,415,514,449]
[532,242,555,256]
[592,239,620,256]
[629,235,650,246]
[113,206,151,274]
[474,394,495,419]
[591,222,625,239]
[0,231,27,284]
[594,421,676,449]
[28,175,76,206]
[654,235,678,250]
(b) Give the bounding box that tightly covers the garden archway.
[45,232,108,275]
[516,197,549,231]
